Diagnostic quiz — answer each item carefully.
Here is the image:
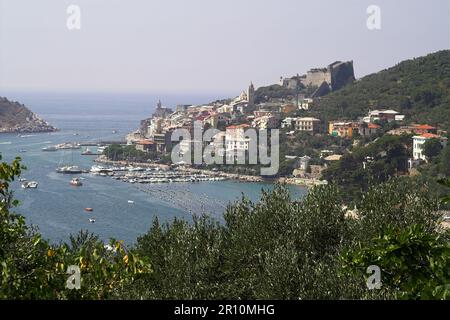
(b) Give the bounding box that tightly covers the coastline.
[94,155,325,187]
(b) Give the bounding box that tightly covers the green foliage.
[104,144,156,162]
[423,138,443,160]
[438,178,450,204]
[131,179,446,300]
[322,135,411,202]
[438,146,450,176]
[254,84,297,104]
[342,225,450,299]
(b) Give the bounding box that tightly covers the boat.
[42,146,58,152]
[96,146,107,154]
[90,165,113,174]
[89,218,96,223]
[57,143,81,150]
[19,178,27,182]
[70,177,83,186]
[22,181,38,189]
[128,200,134,204]
[84,208,94,212]
[56,166,83,174]
[81,148,95,155]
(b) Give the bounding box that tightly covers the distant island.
[0,97,58,133]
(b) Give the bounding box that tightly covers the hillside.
[0,97,57,133]
[312,50,450,131]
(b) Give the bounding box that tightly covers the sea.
[0,92,307,245]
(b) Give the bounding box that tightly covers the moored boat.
[56,166,83,174]
[42,146,58,152]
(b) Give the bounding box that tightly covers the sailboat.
[56,148,83,174]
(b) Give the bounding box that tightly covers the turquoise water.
[0,92,306,244]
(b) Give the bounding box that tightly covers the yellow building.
[328,121,354,138]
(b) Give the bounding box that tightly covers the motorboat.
[84,208,94,212]
[70,177,83,186]
[42,146,58,152]
[89,218,96,223]
[22,181,38,189]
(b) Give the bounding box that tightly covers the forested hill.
[0,97,57,133]
[313,50,450,131]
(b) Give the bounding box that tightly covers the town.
[109,59,448,188]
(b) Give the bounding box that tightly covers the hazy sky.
[0,0,449,95]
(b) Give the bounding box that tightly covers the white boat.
[70,177,83,186]
[81,148,95,155]
[89,218,96,223]
[42,146,58,152]
[97,146,107,153]
[56,166,83,174]
[22,181,38,189]
[19,178,27,182]
[90,165,113,174]
[127,200,135,204]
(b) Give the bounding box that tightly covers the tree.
[423,138,443,160]
[439,145,450,175]
[342,224,450,299]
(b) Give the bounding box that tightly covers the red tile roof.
[136,140,155,145]
[420,133,441,139]
[414,124,436,130]
[226,124,251,130]
[368,123,381,129]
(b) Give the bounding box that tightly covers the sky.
[0,0,449,96]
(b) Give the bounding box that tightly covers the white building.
[214,125,252,162]
[412,133,448,161]
[295,117,321,133]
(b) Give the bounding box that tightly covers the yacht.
[56,166,83,174]
[42,146,58,152]
[90,165,113,174]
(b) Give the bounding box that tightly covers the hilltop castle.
[280,60,355,96]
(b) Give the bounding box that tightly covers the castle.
[279,60,355,94]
